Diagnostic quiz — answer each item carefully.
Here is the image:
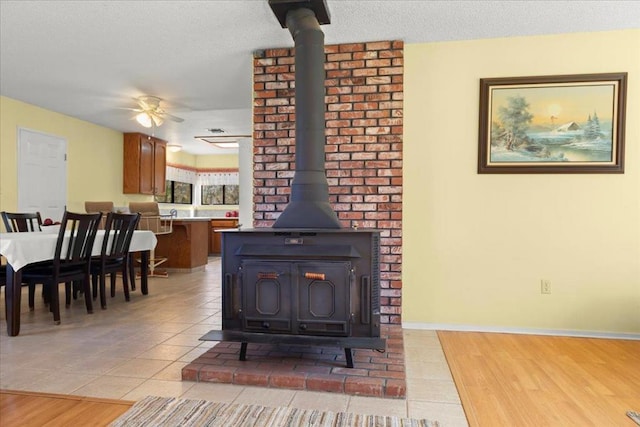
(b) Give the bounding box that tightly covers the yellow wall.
[166,150,196,167]
[0,96,153,214]
[166,151,239,169]
[196,154,239,169]
[167,151,240,169]
[404,29,640,334]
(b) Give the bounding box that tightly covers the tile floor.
[0,258,468,426]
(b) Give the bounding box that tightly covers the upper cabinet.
[123,132,167,195]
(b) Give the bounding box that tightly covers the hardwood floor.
[438,331,640,426]
[2,332,638,426]
[0,390,132,426]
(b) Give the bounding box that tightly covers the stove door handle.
[304,272,325,280]
[258,272,279,279]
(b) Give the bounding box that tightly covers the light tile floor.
[0,258,468,426]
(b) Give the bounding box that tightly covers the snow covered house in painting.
[554,122,581,132]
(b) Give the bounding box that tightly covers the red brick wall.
[252,40,403,325]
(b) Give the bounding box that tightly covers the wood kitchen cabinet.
[209,218,239,255]
[123,132,167,195]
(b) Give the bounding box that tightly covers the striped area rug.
[111,396,439,427]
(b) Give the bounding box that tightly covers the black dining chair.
[21,211,102,324]
[0,265,6,287]
[1,211,46,310]
[90,212,140,309]
[1,211,43,232]
[0,265,6,313]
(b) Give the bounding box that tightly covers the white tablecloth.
[0,230,157,271]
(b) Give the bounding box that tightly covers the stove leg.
[345,348,354,368]
[239,342,248,361]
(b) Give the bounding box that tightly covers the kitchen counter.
[165,217,212,221]
[210,218,240,255]
[161,215,237,221]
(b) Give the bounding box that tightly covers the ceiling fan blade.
[135,97,150,111]
[136,95,161,110]
[162,112,184,123]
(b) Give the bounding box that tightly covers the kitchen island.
[154,217,209,272]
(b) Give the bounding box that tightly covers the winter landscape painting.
[478,73,626,173]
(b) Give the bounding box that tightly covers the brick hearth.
[182,326,406,399]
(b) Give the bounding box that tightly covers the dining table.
[0,229,157,336]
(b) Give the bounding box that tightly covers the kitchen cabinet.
[123,132,166,195]
[210,218,239,255]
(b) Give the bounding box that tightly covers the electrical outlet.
[541,279,552,294]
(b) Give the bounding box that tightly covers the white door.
[17,128,67,222]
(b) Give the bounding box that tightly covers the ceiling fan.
[130,95,184,128]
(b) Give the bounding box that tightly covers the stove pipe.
[270,2,342,229]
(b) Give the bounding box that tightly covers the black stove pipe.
[272,5,342,229]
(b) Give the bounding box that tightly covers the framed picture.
[478,73,627,173]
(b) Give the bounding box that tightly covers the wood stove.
[201,0,385,368]
[201,228,384,367]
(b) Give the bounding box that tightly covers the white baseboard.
[401,322,640,341]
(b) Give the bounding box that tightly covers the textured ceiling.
[1,1,638,155]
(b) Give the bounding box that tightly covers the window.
[201,184,239,205]
[155,180,192,204]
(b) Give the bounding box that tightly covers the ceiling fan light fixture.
[167,144,182,152]
[135,112,153,128]
[150,113,164,127]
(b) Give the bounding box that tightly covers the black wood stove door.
[241,261,293,333]
[295,261,352,336]
[240,260,352,337]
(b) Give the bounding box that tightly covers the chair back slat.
[1,211,43,232]
[102,213,140,258]
[54,212,102,272]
